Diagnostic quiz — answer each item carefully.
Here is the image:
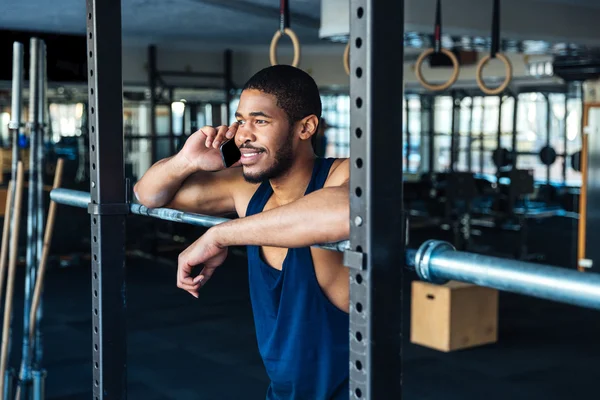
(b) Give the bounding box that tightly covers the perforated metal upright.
[347,0,405,399]
[86,0,128,398]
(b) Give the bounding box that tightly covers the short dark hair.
[242,65,322,125]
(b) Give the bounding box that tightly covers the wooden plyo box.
[410,280,498,352]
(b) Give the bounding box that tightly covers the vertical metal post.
[428,98,435,174]
[480,101,485,174]
[224,49,233,123]
[545,93,551,184]
[495,95,502,179]
[189,103,198,134]
[21,37,41,399]
[467,97,474,172]
[450,93,459,172]
[34,40,47,374]
[168,88,174,156]
[348,0,404,399]
[3,368,14,400]
[5,41,23,400]
[32,369,46,400]
[87,1,128,398]
[9,42,24,182]
[148,45,158,164]
[405,98,410,171]
[562,95,568,184]
[511,95,518,167]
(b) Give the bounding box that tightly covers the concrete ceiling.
[2,0,600,51]
[2,0,323,49]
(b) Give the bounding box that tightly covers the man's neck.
[269,152,316,206]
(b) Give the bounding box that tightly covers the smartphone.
[219,139,242,168]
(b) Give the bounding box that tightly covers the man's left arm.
[214,182,349,249]
[176,159,350,297]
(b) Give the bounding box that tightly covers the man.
[134,65,350,400]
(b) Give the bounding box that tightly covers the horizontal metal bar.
[52,190,600,311]
[415,240,600,310]
[50,188,350,252]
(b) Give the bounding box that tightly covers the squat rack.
[46,0,600,399]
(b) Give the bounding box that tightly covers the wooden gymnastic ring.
[476,53,513,96]
[270,28,301,67]
[414,48,460,92]
[343,43,350,76]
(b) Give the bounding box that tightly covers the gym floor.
[5,232,599,400]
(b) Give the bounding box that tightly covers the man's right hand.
[179,122,240,172]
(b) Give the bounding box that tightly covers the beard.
[242,128,295,184]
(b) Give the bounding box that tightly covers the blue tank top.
[245,157,349,400]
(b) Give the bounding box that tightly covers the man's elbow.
[132,182,167,208]
[333,194,350,241]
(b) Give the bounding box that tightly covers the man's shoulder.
[325,158,350,187]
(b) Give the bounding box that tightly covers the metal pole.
[562,95,568,185]
[450,93,458,172]
[546,93,551,184]
[149,45,158,164]
[168,87,174,156]
[425,96,434,175]
[3,368,14,400]
[9,42,24,182]
[87,1,128,398]
[20,37,41,399]
[496,95,502,180]
[224,49,233,124]
[480,101,485,174]
[32,369,46,400]
[34,39,47,386]
[467,97,474,172]
[49,188,350,253]
[415,240,600,310]
[511,95,518,167]
[5,41,23,400]
[348,0,405,398]
[405,98,410,171]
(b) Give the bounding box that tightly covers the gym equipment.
[52,0,600,398]
[50,184,600,312]
[492,147,513,168]
[15,38,48,400]
[27,159,64,359]
[578,105,591,272]
[413,240,600,310]
[491,146,565,169]
[0,162,25,399]
[571,150,581,172]
[475,0,512,95]
[269,0,300,67]
[414,0,460,92]
[50,188,350,253]
[539,145,557,166]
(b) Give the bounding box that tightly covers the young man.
[134,65,351,399]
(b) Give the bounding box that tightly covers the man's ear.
[297,115,320,141]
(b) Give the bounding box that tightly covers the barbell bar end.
[414,239,454,285]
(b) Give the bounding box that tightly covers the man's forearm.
[133,153,196,208]
[212,186,350,249]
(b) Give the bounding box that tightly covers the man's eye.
[237,120,245,125]
[256,120,266,124]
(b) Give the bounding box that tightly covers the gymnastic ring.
[414,48,460,92]
[343,43,350,76]
[270,28,301,67]
[476,53,513,96]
